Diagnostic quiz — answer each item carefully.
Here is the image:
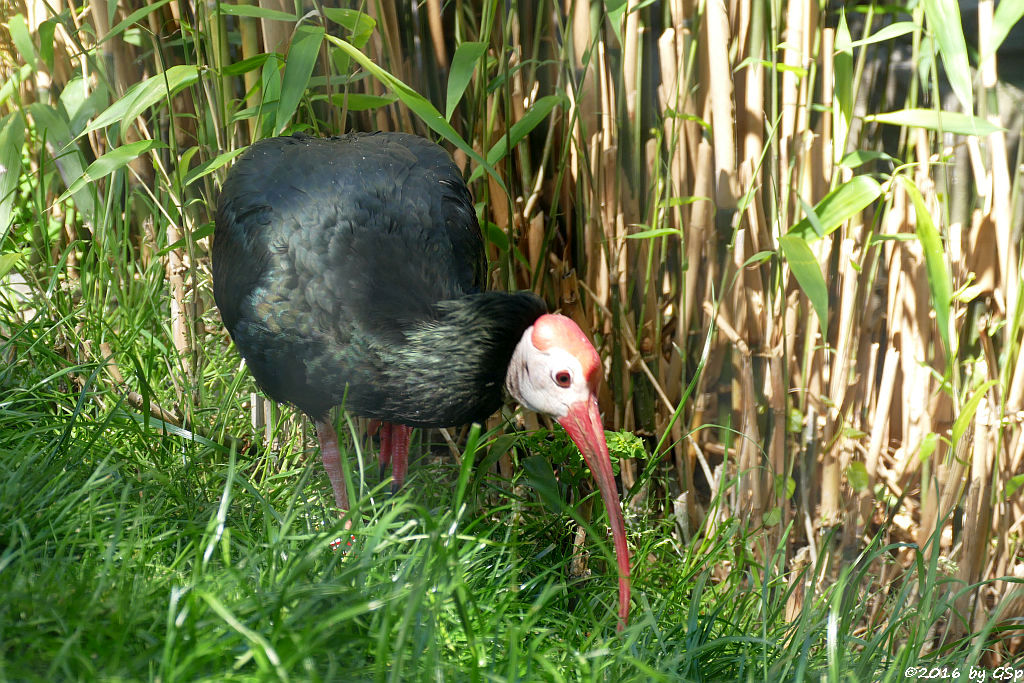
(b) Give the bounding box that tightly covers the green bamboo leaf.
[522,455,564,515]
[28,102,96,221]
[796,195,825,239]
[787,408,803,433]
[869,233,918,243]
[102,0,173,43]
[951,380,998,447]
[183,147,247,187]
[774,474,796,499]
[866,109,1003,136]
[9,14,37,70]
[626,227,683,239]
[59,76,105,135]
[82,65,199,139]
[0,64,30,108]
[606,0,628,43]
[847,21,918,48]
[446,42,486,120]
[217,3,295,21]
[986,0,1024,61]
[918,431,939,463]
[840,149,898,169]
[0,251,24,280]
[493,94,564,160]
[788,176,882,241]
[325,35,504,193]
[779,233,829,339]
[38,17,56,70]
[329,92,397,111]
[258,55,282,138]
[322,8,376,49]
[902,177,953,360]
[483,220,508,252]
[847,461,869,491]
[667,195,709,207]
[276,25,324,134]
[742,250,774,268]
[1006,473,1024,500]
[222,54,273,77]
[0,113,25,238]
[56,139,167,205]
[123,65,201,135]
[923,0,973,111]
[757,59,808,78]
[469,94,565,184]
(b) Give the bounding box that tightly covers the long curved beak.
[558,394,631,631]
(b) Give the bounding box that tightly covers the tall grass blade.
[787,176,882,241]
[218,3,296,22]
[986,0,1024,59]
[903,177,954,361]
[56,140,168,204]
[276,25,324,134]
[865,109,1003,136]
[922,0,973,111]
[445,42,486,121]
[324,35,503,191]
[81,65,200,140]
[0,113,24,238]
[322,9,376,49]
[469,94,566,183]
[780,233,829,339]
[8,15,36,70]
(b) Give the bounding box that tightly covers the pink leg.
[374,422,413,492]
[378,421,392,479]
[385,423,413,493]
[314,418,348,511]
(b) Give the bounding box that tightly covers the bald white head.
[505,314,601,418]
[504,312,631,629]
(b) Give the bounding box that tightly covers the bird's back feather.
[213,132,543,424]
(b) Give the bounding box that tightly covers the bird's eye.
[554,371,572,388]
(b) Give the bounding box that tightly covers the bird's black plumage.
[212,132,547,426]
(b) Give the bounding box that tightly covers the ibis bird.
[211,132,630,627]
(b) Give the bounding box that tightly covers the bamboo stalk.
[425,0,448,69]
[258,0,291,55]
[704,0,737,210]
[961,394,994,633]
[778,0,804,223]
[977,1,1017,357]
[238,2,262,139]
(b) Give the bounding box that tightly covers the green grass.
[0,291,1010,680]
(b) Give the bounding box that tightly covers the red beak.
[558,395,631,631]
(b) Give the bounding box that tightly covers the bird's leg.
[387,423,413,494]
[378,420,392,481]
[314,417,349,511]
[366,421,414,492]
[315,418,357,553]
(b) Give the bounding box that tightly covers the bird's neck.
[384,291,547,427]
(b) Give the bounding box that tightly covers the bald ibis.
[211,132,630,628]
